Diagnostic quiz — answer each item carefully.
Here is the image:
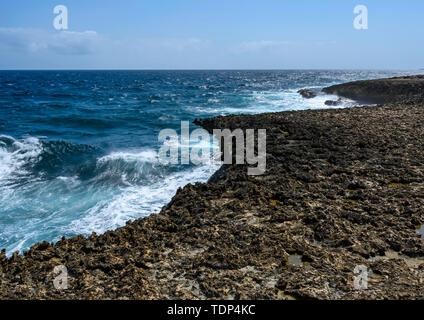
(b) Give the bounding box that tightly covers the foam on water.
[190,89,357,116]
[247,89,353,113]
[96,150,161,185]
[0,135,42,182]
[0,142,221,255]
[69,156,221,235]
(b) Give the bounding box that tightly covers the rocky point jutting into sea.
[0,76,423,299]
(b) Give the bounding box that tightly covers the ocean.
[0,70,419,256]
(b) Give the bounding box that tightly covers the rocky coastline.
[0,76,423,300]
[322,75,424,104]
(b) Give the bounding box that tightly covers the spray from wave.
[0,135,43,183]
[0,135,220,255]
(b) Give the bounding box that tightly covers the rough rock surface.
[324,98,342,106]
[323,75,424,104]
[1,99,424,300]
[297,89,318,99]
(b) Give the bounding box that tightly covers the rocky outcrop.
[324,98,343,106]
[0,99,423,300]
[298,89,318,99]
[323,75,424,104]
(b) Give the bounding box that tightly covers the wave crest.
[0,135,42,182]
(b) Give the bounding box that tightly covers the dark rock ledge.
[1,88,424,299]
[323,75,424,104]
[297,89,318,99]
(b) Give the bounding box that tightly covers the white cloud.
[0,28,215,68]
[0,28,100,55]
[0,28,340,69]
[0,28,211,58]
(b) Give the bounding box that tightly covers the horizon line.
[1,68,423,72]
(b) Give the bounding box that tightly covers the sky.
[0,0,423,70]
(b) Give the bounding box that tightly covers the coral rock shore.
[1,84,424,299]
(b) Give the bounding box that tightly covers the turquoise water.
[0,70,419,255]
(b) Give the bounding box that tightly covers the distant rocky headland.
[0,76,423,299]
[322,75,424,104]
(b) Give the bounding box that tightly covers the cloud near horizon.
[0,27,359,70]
[0,28,213,56]
[0,28,100,55]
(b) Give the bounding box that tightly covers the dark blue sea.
[0,70,419,255]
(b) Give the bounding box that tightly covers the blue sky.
[0,0,423,69]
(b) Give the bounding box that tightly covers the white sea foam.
[249,89,357,112]
[0,135,42,182]
[97,149,158,164]
[189,88,358,116]
[68,154,221,235]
